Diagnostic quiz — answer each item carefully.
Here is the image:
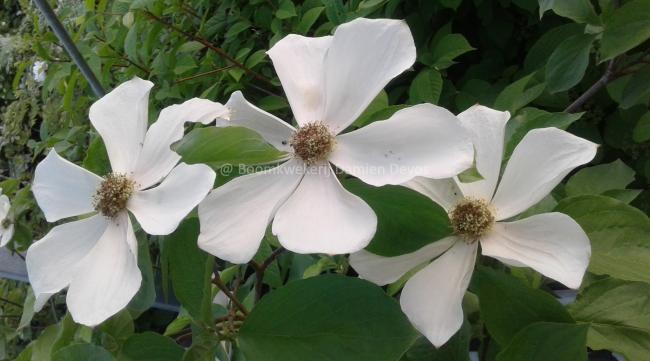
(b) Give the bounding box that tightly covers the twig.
[0,297,22,308]
[175,66,233,84]
[564,60,616,113]
[142,10,273,86]
[94,35,150,74]
[212,271,249,316]
[250,247,285,302]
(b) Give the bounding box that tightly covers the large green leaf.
[601,0,650,60]
[238,275,418,361]
[496,322,588,361]
[545,33,595,93]
[493,72,546,113]
[425,33,474,69]
[164,218,213,322]
[539,0,600,25]
[343,179,452,257]
[400,322,471,361]
[555,195,650,283]
[477,267,573,346]
[52,344,115,361]
[565,159,636,197]
[409,68,443,105]
[620,65,650,109]
[120,332,184,361]
[174,127,287,170]
[569,278,650,361]
[524,23,584,72]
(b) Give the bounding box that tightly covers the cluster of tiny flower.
[19,17,596,347]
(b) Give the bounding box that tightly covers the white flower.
[197,18,474,264]
[0,189,14,247]
[350,105,597,347]
[32,61,47,83]
[26,77,225,326]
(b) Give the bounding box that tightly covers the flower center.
[450,197,495,242]
[93,173,135,218]
[290,122,335,165]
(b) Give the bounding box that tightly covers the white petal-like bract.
[330,104,473,186]
[198,159,304,264]
[32,149,102,222]
[272,163,377,254]
[481,213,591,289]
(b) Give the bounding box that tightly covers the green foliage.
[238,275,418,361]
[495,322,589,361]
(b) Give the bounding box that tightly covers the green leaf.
[545,33,595,93]
[354,90,389,126]
[343,179,452,257]
[477,267,573,346]
[427,34,474,69]
[633,111,650,142]
[565,159,635,197]
[620,65,650,109]
[52,344,115,361]
[355,105,409,127]
[601,0,650,60]
[120,332,184,361]
[542,0,600,25]
[296,6,324,34]
[164,218,213,321]
[244,49,267,69]
[225,21,251,39]
[174,127,287,170]
[276,0,297,19]
[496,322,588,361]
[524,23,584,72]
[569,278,650,361]
[178,41,204,53]
[128,235,156,316]
[457,164,484,183]
[555,195,650,284]
[321,0,346,25]
[493,72,546,113]
[124,24,138,64]
[238,275,418,361]
[409,68,443,105]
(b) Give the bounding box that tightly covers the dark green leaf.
[120,332,184,361]
[620,65,650,109]
[52,344,115,361]
[633,111,650,142]
[477,267,573,346]
[493,72,546,113]
[296,7,324,34]
[428,34,474,69]
[238,275,418,361]
[83,136,110,176]
[496,322,588,361]
[545,33,595,93]
[409,68,443,105]
[343,179,452,257]
[565,159,635,197]
[401,322,471,361]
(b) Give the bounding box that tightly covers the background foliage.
[1,0,650,360]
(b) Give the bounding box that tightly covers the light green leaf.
[565,159,635,197]
[245,49,267,69]
[52,344,115,361]
[569,278,650,361]
[545,33,595,93]
[496,322,588,361]
[354,90,389,127]
[178,41,204,53]
[633,111,650,142]
[296,6,324,34]
[225,21,251,39]
[600,0,650,60]
[276,0,297,19]
[174,127,287,170]
[428,34,474,69]
[477,267,573,346]
[493,72,546,113]
[124,24,138,64]
[555,195,650,284]
[238,275,418,361]
[120,332,184,361]
[343,179,452,257]
[409,68,443,105]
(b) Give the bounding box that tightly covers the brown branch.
[142,10,273,86]
[250,247,285,302]
[0,297,22,308]
[212,271,249,316]
[564,60,616,113]
[94,35,150,74]
[175,66,233,84]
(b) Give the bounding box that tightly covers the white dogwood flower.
[27,77,225,326]
[0,189,14,247]
[351,105,597,347]
[197,18,474,264]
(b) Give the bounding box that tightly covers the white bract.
[27,77,225,326]
[197,18,474,264]
[0,189,14,247]
[351,105,597,347]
